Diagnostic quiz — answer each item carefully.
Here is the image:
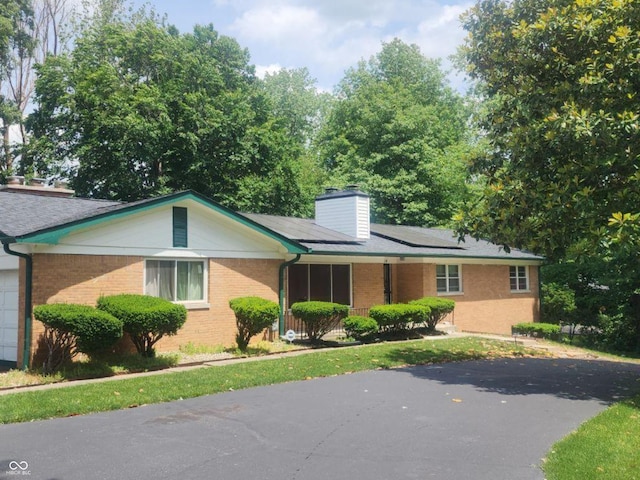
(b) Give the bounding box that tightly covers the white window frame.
[436,264,463,295]
[144,259,209,309]
[510,265,530,293]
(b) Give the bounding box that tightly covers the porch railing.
[283,307,370,340]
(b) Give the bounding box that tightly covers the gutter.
[278,254,301,337]
[2,242,32,370]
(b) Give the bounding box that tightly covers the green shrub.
[229,296,279,351]
[34,303,123,373]
[369,304,430,332]
[343,315,378,340]
[512,322,561,339]
[290,301,349,342]
[409,297,455,331]
[541,283,577,325]
[97,294,187,357]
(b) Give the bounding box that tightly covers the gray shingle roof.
[0,190,543,261]
[246,213,542,261]
[0,191,121,239]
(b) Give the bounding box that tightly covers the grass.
[0,354,179,389]
[0,337,537,424]
[543,395,640,479]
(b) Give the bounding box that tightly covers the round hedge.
[229,296,279,350]
[290,301,349,342]
[97,294,187,356]
[409,297,455,330]
[368,304,430,331]
[343,315,378,340]
[33,303,123,353]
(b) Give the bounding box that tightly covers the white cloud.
[254,63,284,78]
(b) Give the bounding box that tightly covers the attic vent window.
[173,207,188,248]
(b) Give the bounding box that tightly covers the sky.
[129,0,474,93]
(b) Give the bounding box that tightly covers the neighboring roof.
[0,189,543,262]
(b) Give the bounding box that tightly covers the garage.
[0,269,19,367]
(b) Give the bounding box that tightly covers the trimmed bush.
[97,294,187,357]
[369,304,430,332]
[512,322,561,339]
[290,301,349,342]
[33,303,123,373]
[409,297,455,331]
[229,296,279,351]
[344,315,378,340]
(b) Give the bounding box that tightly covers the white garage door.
[0,270,19,364]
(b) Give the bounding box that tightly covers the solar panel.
[370,224,464,249]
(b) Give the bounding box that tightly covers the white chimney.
[315,185,370,239]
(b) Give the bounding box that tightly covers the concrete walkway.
[0,332,630,396]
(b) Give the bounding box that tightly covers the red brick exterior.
[17,253,539,366]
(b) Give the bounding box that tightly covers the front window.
[145,259,205,302]
[436,264,462,294]
[510,266,529,292]
[287,263,351,307]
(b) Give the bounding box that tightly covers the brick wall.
[394,262,539,335]
[23,254,281,365]
[352,264,384,308]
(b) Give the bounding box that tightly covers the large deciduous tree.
[457,0,640,259]
[318,39,474,226]
[28,4,306,215]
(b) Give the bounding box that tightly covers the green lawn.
[543,395,640,479]
[0,337,535,424]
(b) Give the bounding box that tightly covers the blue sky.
[130,0,473,93]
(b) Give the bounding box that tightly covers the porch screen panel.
[310,264,331,302]
[288,264,309,307]
[331,265,351,305]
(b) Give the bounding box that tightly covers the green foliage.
[343,315,379,340]
[290,301,349,342]
[33,303,123,372]
[318,38,475,226]
[457,0,640,259]
[28,9,307,216]
[369,304,430,332]
[409,297,455,330]
[97,294,187,357]
[512,322,561,340]
[541,282,577,325]
[229,296,279,351]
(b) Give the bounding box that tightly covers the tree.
[262,67,332,217]
[0,0,33,177]
[318,39,474,226]
[28,5,307,215]
[0,0,71,178]
[457,0,640,259]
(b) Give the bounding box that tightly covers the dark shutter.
[173,207,188,248]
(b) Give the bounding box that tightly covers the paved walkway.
[0,333,634,396]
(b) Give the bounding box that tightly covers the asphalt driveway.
[1,357,640,480]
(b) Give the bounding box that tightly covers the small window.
[436,264,462,294]
[145,259,205,302]
[173,207,188,248]
[510,266,529,292]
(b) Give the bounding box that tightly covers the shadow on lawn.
[385,352,640,404]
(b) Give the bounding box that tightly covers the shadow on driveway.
[388,356,640,404]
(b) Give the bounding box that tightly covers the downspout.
[278,254,301,337]
[3,242,32,370]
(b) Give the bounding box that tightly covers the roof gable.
[1,191,307,254]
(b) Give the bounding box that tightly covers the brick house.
[0,183,542,369]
